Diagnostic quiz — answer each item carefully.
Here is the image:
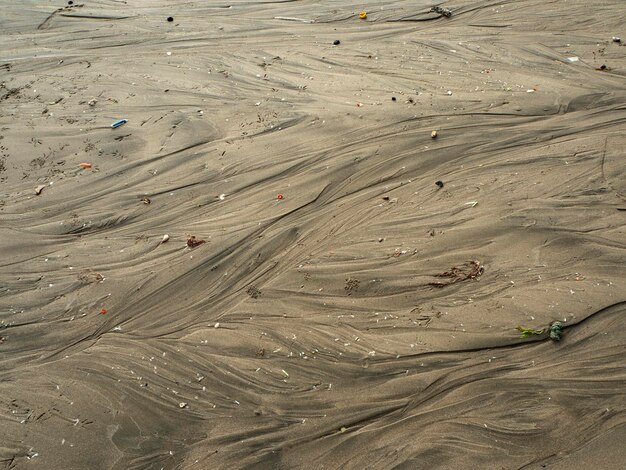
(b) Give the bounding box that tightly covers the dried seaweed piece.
[78,270,104,284]
[246,286,261,299]
[186,235,206,248]
[431,6,452,18]
[345,277,360,292]
[428,260,483,287]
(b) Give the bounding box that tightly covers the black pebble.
[167,17,174,22]
[435,180,444,188]
[333,40,340,45]
[68,0,73,4]
[391,96,396,101]
[600,64,607,70]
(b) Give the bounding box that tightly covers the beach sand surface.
[1,1,625,468]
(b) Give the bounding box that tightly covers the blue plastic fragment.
[111,119,128,128]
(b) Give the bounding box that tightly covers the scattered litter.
[179,402,188,409]
[465,201,478,207]
[187,235,206,248]
[516,326,544,338]
[111,119,127,128]
[35,184,46,195]
[167,16,174,22]
[340,427,347,433]
[446,90,452,96]
[274,16,314,23]
[359,11,367,20]
[566,56,579,63]
[100,308,108,315]
[435,180,444,188]
[79,163,92,168]
[431,6,452,18]
[431,130,438,139]
[282,369,290,377]
[88,98,97,107]
[612,37,621,43]
[218,193,226,200]
[214,322,220,328]
[160,234,170,244]
[526,88,536,93]
[277,193,284,200]
[141,197,151,204]
[333,40,341,45]
[166,51,172,56]
[356,102,364,107]
[549,321,563,341]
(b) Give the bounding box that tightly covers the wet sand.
[1,1,625,468]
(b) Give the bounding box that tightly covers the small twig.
[274,16,314,23]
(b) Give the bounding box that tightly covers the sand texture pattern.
[1,1,625,469]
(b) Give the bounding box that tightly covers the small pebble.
[167,17,174,22]
[431,130,437,139]
[435,180,444,188]
[333,40,340,45]
[391,96,396,101]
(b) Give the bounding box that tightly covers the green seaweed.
[549,321,564,341]
[516,326,545,338]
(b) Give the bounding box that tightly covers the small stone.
[612,37,621,43]
[88,99,97,107]
[333,40,340,45]
[391,96,396,101]
[179,402,188,408]
[167,17,174,22]
[435,180,444,188]
[431,130,437,139]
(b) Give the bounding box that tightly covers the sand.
[1,0,625,468]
